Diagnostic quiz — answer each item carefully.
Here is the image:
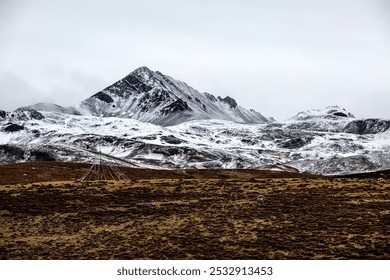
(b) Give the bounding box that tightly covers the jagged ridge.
[73,66,269,126]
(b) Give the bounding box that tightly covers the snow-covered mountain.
[1,105,390,175]
[19,66,269,126]
[2,66,390,175]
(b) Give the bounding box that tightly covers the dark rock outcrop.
[343,119,390,134]
[122,69,153,94]
[138,90,171,112]
[333,112,348,117]
[161,135,186,145]
[28,150,56,161]
[279,137,313,149]
[218,96,238,109]
[4,124,24,132]
[160,99,191,115]
[293,155,380,175]
[28,109,44,120]
[93,92,114,103]
[0,145,25,162]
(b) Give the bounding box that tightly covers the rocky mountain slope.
[19,66,269,126]
[2,67,390,175]
[1,105,390,175]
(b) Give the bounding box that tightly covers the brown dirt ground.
[0,162,389,259]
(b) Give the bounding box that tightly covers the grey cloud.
[0,0,389,119]
[0,71,43,110]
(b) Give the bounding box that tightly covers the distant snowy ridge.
[290,105,355,121]
[17,103,79,115]
[285,105,390,134]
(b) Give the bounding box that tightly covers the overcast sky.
[0,0,389,120]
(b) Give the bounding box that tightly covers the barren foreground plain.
[0,162,389,259]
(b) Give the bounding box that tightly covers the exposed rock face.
[278,137,313,149]
[218,96,238,109]
[333,112,348,117]
[290,155,381,175]
[20,66,269,126]
[343,119,390,134]
[92,92,114,103]
[1,109,44,122]
[4,124,24,132]
[161,135,187,145]
[160,99,192,116]
[0,145,25,162]
[28,150,56,162]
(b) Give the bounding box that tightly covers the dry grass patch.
[0,168,389,259]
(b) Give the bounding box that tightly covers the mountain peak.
[132,66,153,74]
[75,66,269,126]
[16,66,269,126]
[122,66,155,85]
